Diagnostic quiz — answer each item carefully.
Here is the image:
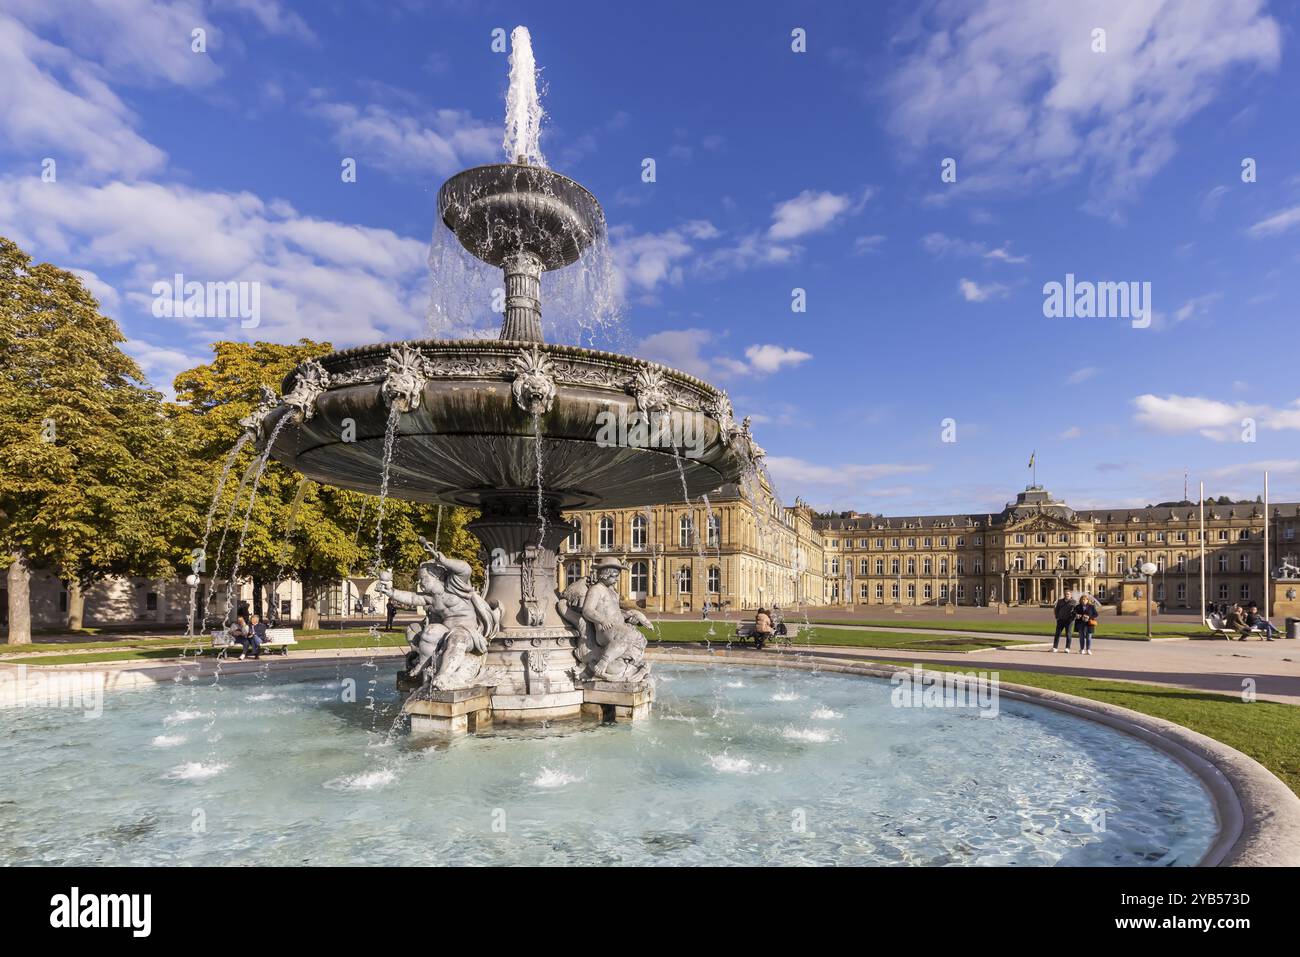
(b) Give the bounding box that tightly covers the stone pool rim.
[3,647,1297,867]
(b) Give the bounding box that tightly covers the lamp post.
[1140,561,1158,640]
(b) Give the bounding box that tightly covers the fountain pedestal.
[403,685,494,735]
[579,679,655,723]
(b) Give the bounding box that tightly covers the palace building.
[559,480,826,613]
[813,486,1300,610]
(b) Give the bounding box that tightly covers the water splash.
[226,414,294,622]
[532,411,547,547]
[504,26,546,167]
[373,404,402,567]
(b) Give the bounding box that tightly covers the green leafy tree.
[0,237,177,642]
[169,341,481,629]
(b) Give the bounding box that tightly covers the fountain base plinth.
[404,686,495,736]
[579,679,654,723]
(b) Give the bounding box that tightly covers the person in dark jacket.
[1051,593,1076,652]
[1224,604,1249,640]
[1244,603,1277,641]
[1073,595,1099,655]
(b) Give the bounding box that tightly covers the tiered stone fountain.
[248,28,756,733]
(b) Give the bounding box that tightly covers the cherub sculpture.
[559,557,651,683]
[377,539,501,691]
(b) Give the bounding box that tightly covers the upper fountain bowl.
[438,164,604,270]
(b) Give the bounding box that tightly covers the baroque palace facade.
[814,486,1300,610]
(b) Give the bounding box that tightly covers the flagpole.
[1264,470,1270,621]
[1199,481,1206,622]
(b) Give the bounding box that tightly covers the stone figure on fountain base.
[559,557,651,684]
[378,542,502,691]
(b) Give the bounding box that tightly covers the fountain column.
[500,250,544,342]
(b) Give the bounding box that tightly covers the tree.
[0,236,176,642]
[168,341,481,629]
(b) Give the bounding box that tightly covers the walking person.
[1051,591,1076,652]
[1073,594,1099,656]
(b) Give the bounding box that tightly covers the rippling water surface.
[0,662,1217,866]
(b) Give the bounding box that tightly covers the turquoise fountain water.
[0,664,1216,866]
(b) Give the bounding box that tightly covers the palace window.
[1059,533,1069,543]
[1097,533,1107,544]
[566,561,582,585]
[1177,582,1187,601]
[1057,554,1068,569]
[830,558,839,575]
[631,514,647,550]
[1240,553,1250,572]
[631,561,648,595]
[1239,529,1250,541]
[1034,554,1047,571]
[1015,534,1025,544]
[1177,531,1187,542]
[875,559,884,575]
[1013,555,1025,571]
[891,558,900,574]
[923,558,932,575]
[907,584,916,600]
[1156,583,1165,601]
[940,536,949,547]
[568,524,583,550]
[860,583,869,600]
[1218,555,1229,572]
[892,538,900,549]
[876,538,884,548]
[859,539,869,549]
[956,584,965,600]
[707,565,720,593]
[1116,533,1127,544]
[1219,583,1230,600]
[1097,585,1108,601]
[708,515,720,548]
[860,559,869,576]
[891,583,899,600]
[908,538,917,548]
[1176,554,1186,571]
[906,558,916,574]
[924,537,932,547]
[1218,530,1229,541]
[923,584,933,600]
[940,558,949,575]
[599,517,614,551]
[1156,531,1166,542]
[679,516,693,548]
[1136,532,1147,543]
[875,583,884,600]
[677,566,692,594]
[1116,556,1127,573]
[1036,533,1047,544]
[1240,583,1251,600]
[970,536,978,546]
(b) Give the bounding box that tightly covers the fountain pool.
[0,663,1218,866]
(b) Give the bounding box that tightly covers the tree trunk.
[301,585,320,630]
[252,576,264,617]
[66,578,85,631]
[6,550,32,644]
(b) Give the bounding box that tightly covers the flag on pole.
[1028,452,1035,469]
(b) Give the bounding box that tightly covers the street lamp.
[1139,560,1158,639]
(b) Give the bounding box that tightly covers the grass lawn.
[807,616,1204,640]
[882,660,1300,797]
[643,619,1031,653]
[1,629,401,666]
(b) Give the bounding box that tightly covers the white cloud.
[1247,204,1300,238]
[1131,394,1265,440]
[958,278,1008,302]
[923,233,1026,263]
[852,234,886,255]
[743,344,812,373]
[311,100,499,179]
[1059,426,1081,439]
[0,176,430,348]
[1066,366,1097,385]
[887,0,1281,211]
[768,190,854,240]
[0,16,167,178]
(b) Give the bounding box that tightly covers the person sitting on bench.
[1244,603,1278,641]
[754,607,775,644]
[1224,604,1250,640]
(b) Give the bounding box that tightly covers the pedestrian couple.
[1051,592,1099,655]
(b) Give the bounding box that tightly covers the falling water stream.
[226,415,295,621]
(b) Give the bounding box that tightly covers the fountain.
[250,27,755,732]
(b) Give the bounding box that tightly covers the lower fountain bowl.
[263,339,751,509]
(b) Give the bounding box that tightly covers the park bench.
[1204,614,1259,640]
[734,621,803,649]
[209,626,298,657]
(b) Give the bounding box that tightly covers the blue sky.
[3,0,1300,516]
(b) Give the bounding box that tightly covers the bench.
[209,626,298,657]
[734,621,803,648]
[1205,614,1259,640]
